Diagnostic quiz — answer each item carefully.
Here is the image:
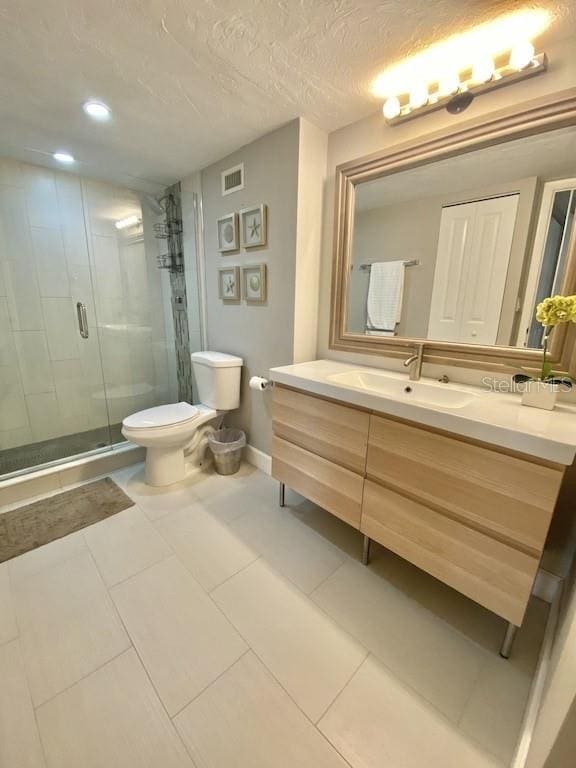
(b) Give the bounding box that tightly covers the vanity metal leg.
[279,482,285,507]
[500,623,518,659]
[362,535,372,566]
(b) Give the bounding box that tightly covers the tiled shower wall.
[0,157,177,452]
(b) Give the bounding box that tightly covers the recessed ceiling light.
[83,101,111,120]
[53,151,75,164]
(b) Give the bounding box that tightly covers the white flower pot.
[521,381,558,411]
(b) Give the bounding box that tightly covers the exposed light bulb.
[509,40,535,70]
[472,57,495,83]
[115,215,141,230]
[383,96,401,120]
[438,70,460,97]
[83,101,112,120]
[53,151,75,164]
[409,83,428,110]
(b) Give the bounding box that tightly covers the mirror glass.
[346,125,576,349]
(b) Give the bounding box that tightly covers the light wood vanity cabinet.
[272,387,368,527]
[272,384,566,629]
[272,385,369,473]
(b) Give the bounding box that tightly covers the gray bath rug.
[0,477,134,564]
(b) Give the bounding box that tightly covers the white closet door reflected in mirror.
[428,195,518,345]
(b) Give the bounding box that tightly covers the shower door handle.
[76,302,89,339]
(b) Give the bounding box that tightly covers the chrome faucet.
[403,343,424,381]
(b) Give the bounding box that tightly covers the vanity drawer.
[272,436,363,528]
[361,480,538,625]
[367,415,563,556]
[273,385,369,473]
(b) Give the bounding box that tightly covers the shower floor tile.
[0,423,124,476]
[0,461,548,768]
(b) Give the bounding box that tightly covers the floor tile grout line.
[306,560,508,730]
[32,646,132,713]
[84,521,177,592]
[169,648,253,722]
[206,555,373,743]
[307,557,351,599]
[93,546,190,746]
[205,551,261,595]
[456,650,495,729]
[147,509,261,593]
[96,545,246,765]
[313,648,370,726]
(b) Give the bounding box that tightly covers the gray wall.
[199,120,300,454]
[348,198,440,337]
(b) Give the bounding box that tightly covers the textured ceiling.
[0,0,574,191]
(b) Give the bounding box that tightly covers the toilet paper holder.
[249,375,273,391]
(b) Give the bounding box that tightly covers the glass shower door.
[0,158,178,478]
[81,179,178,433]
[0,160,112,476]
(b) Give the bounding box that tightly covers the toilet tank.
[191,351,243,410]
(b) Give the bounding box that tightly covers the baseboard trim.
[511,577,563,768]
[533,569,563,604]
[245,444,272,475]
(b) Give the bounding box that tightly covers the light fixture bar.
[385,52,547,125]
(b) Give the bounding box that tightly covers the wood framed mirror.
[330,88,576,375]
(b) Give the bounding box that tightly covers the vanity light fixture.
[510,40,536,70]
[409,83,429,110]
[375,8,551,125]
[471,57,496,84]
[115,214,141,230]
[52,151,75,164]
[83,101,112,121]
[438,70,460,98]
[383,95,401,120]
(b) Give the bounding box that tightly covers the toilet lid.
[123,402,199,429]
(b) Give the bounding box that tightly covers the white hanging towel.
[366,261,405,336]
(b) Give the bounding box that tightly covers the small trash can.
[208,428,246,475]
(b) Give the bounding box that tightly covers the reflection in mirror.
[346,126,576,349]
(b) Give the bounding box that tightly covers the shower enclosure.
[0,157,198,478]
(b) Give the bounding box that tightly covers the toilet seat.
[123,402,199,430]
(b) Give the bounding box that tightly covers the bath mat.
[0,477,134,564]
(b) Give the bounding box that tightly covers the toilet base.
[145,446,186,486]
[143,420,219,487]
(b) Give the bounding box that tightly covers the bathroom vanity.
[269,360,576,655]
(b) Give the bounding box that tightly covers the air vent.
[221,163,244,196]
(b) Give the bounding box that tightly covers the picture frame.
[218,266,241,302]
[240,204,267,248]
[217,213,239,252]
[242,264,267,304]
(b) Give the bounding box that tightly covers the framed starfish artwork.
[218,266,240,302]
[240,204,267,248]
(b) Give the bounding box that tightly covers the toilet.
[122,351,243,486]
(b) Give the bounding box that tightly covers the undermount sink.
[326,370,480,409]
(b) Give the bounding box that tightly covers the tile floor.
[0,461,548,768]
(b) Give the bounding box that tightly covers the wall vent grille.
[221,163,244,196]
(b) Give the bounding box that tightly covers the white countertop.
[269,359,576,466]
